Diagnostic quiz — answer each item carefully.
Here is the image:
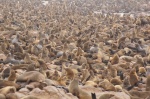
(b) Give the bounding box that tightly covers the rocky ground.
[0,0,150,99]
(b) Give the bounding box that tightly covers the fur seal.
[69,78,92,99]
[17,71,45,83]
[8,69,16,83]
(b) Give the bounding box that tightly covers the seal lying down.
[17,71,45,83]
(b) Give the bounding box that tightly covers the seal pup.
[81,69,90,84]
[110,54,119,65]
[128,69,139,90]
[8,69,16,83]
[69,77,92,99]
[64,67,75,80]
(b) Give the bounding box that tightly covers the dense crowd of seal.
[0,0,150,99]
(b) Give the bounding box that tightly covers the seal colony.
[0,0,150,99]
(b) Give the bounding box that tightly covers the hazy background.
[0,0,150,15]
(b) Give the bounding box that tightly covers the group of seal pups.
[0,0,150,99]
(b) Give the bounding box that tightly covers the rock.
[56,51,63,58]
[80,85,102,94]
[6,93,18,99]
[80,86,130,99]
[43,86,58,93]
[29,88,45,94]
[15,92,26,98]
[72,61,78,65]
[97,92,130,99]
[0,94,6,99]
[19,88,30,93]
[26,85,35,91]
[21,95,40,99]
[43,86,78,99]
[66,93,78,99]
